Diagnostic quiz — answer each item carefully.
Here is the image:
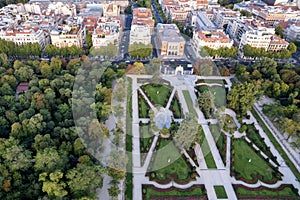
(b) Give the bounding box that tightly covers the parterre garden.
[140,84,183,119]
[147,138,197,183]
[130,78,300,200]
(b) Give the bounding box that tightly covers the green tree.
[227,82,260,114]
[287,42,297,54]
[39,170,68,198]
[174,114,199,149]
[198,90,215,118]
[34,147,68,173]
[66,163,103,198]
[275,26,283,38]
[128,42,152,59]
[108,184,121,197]
[280,117,300,140]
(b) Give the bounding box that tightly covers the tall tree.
[227,82,260,114]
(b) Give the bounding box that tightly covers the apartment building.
[82,16,98,32]
[103,2,120,18]
[192,30,233,52]
[92,17,120,47]
[213,8,240,29]
[239,30,273,50]
[50,25,84,48]
[258,9,286,26]
[156,23,185,57]
[132,7,154,33]
[130,7,154,45]
[166,6,189,23]
[0,27,47,47]
[130,24,151,45]
[48,2,76,16]
[286,24,300,42]
[268,35,289,51]
[226,17,274,45]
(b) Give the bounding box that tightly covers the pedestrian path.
[165,88,176,110]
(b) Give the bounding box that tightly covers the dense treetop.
[0,53,126,199]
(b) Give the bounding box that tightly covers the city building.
[132,7,154,33]
[195,11,217,31]
[92,17,120,47]
[130,24,151,45]
[238,28,289,52]
[48,2,76,16]
[166,6,189,24]
[192,30,233,52]
[130,7,154,45]
[0,27,47,47]
[268,35,289,51]
[103,2,120,18]
[82,16,98,33]
[156,23,185,57]
[50,25,84,48]
[286,23,300,41]
[213,8,240,29]
[239,29,273,50]
[226,17,274,45]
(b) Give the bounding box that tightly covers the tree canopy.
[0,55,125,199]
[128,42,153,59]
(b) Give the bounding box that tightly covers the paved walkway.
[166,88,176,110]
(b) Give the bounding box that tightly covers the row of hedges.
[231,138,282,184]
[142,184,207,200]
[233,184,299,199]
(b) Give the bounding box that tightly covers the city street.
[118,14,132,59]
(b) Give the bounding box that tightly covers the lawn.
[210,124,226,165]
[143,186,206,200]
[214,185,228,199]
[196,79,225,85]
[251,108,300,180]
[170,95,182,119]
[234,185,299,199]
[198,126,217,168]
[140,124,153,152]
[138,92,150,118]
[142,84,171,107]
[150,139,192,180]
[195,85,227,107]
[232,139,278,182]
[182,90,197,116]
[246,124,277,164]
